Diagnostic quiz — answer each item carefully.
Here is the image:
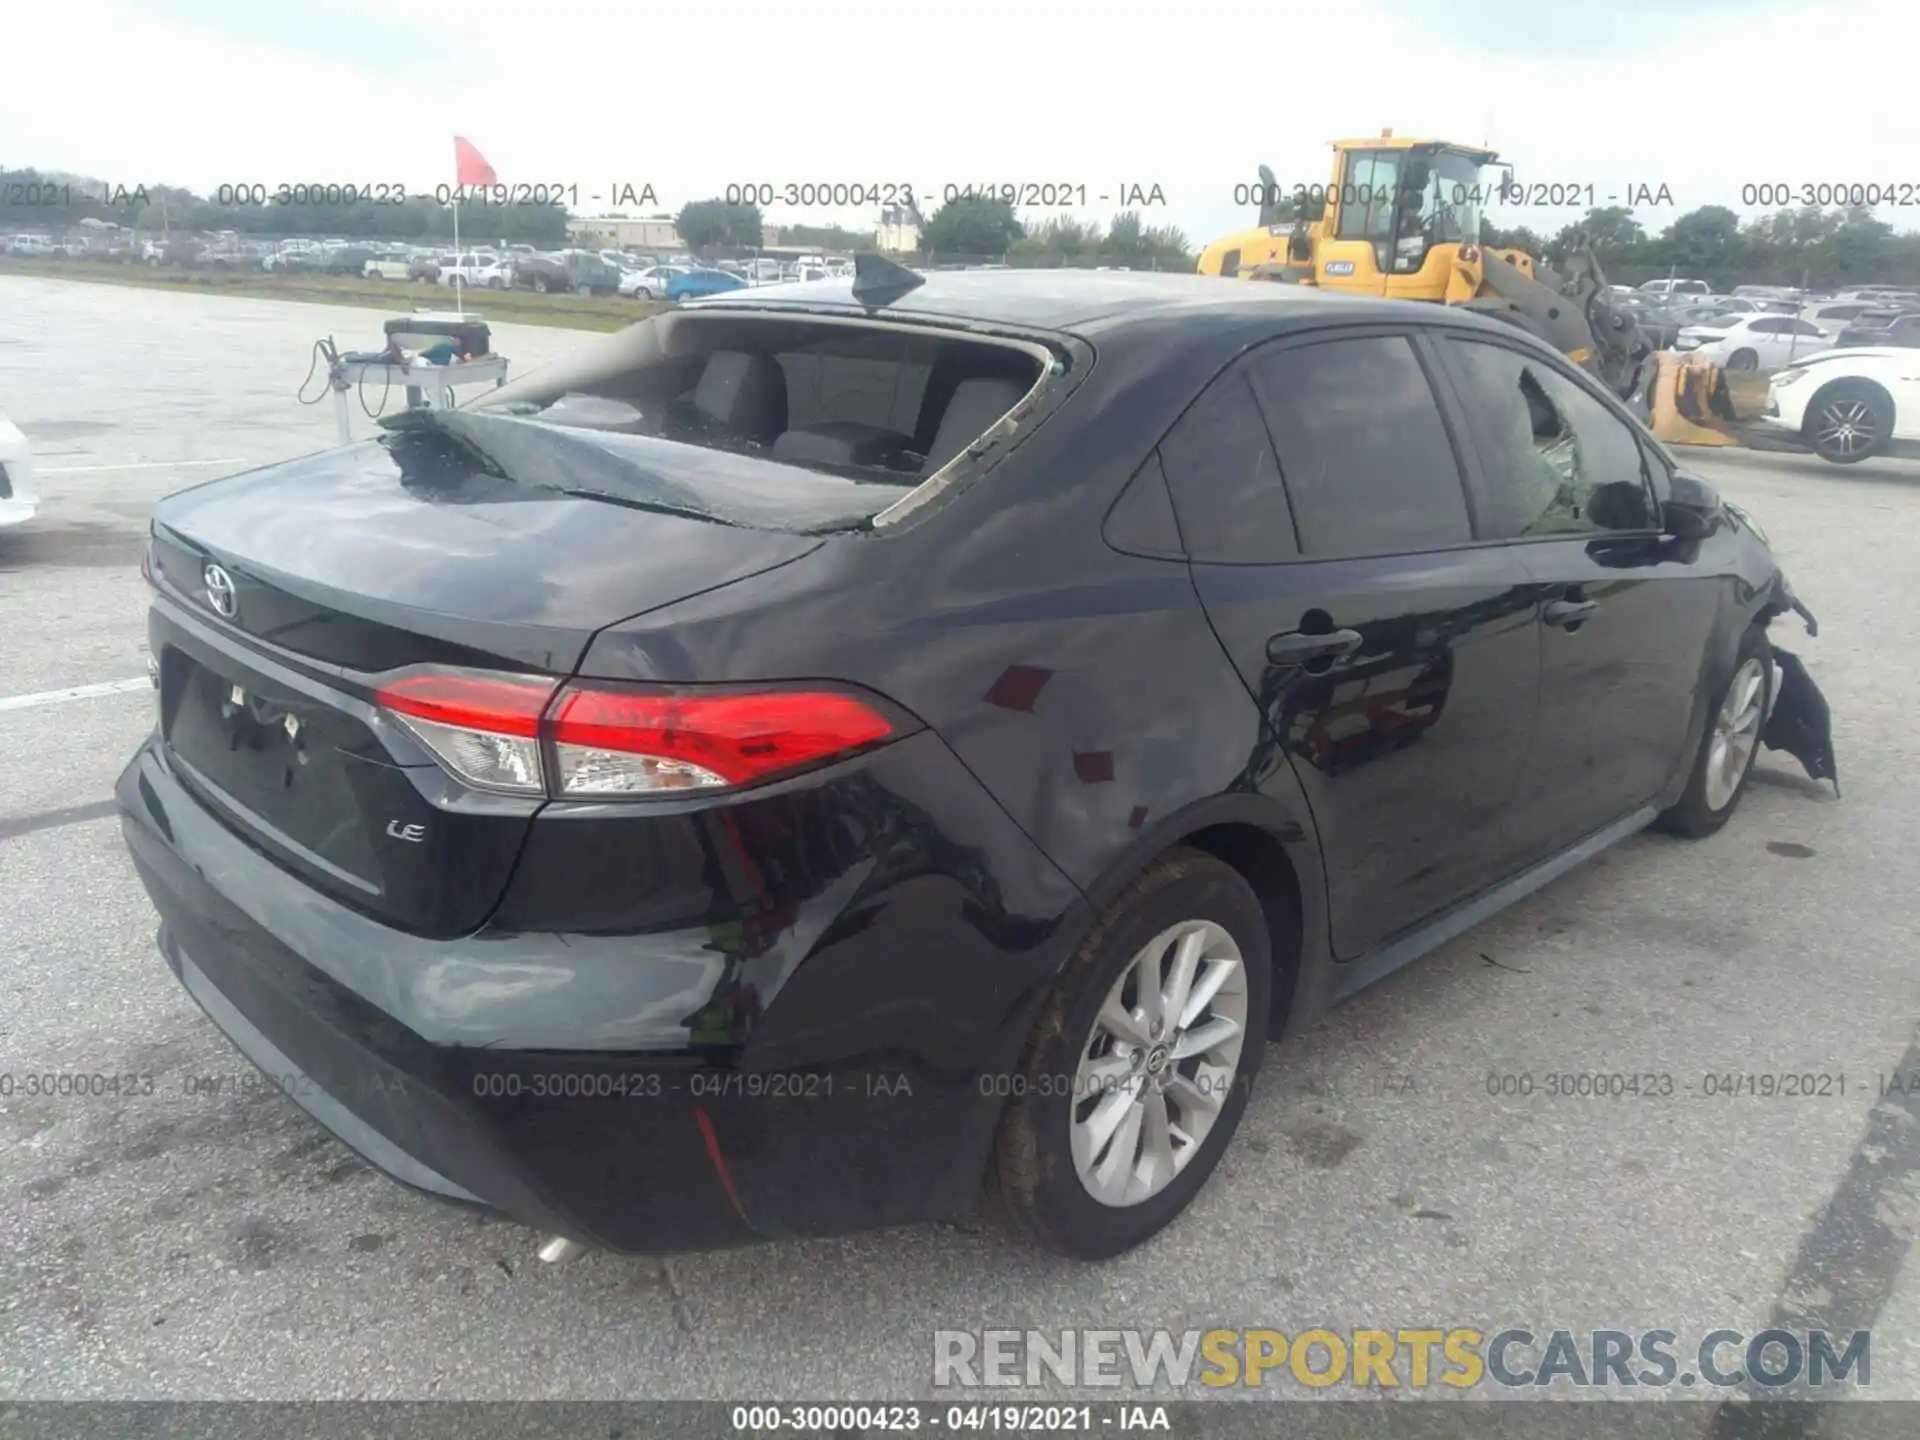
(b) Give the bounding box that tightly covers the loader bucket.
[1649,351,1741,447]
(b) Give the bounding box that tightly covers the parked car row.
[0,230,868,307]
[1607,281,1920,369]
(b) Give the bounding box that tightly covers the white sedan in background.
[1674,313,1835,372]
[1763,347,1920,464]
[0,412,40,530]
[619,264,687,299]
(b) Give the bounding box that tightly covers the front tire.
[1806,381,1890,464]
[991,849,1273,1260]
[1658,626,1772,838]
[1726,348,1760,372]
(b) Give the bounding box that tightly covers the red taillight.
[376,671,554,737]
[373,667,895,798]
[376,671,557,795]
[548,688,894,789]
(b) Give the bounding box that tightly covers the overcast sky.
[4,0,1914,247]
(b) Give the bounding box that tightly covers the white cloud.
[2,0,1914,248]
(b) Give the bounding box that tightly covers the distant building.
[876,206,920,254]
[566,215,685,252]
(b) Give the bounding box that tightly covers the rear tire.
[1726,348,1760,371]
[1805,380,1890,464]
[991,849,1273,1260]
[1658,626,1772,839]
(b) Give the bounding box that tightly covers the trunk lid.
[150,433,825,672]
[146,429,827,937]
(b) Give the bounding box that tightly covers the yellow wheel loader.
[1198,135,1739,443]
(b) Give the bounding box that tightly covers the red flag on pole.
[454,137,497,187]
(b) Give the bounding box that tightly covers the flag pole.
[451,137,494,314]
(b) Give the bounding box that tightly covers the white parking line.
[0,678,150,713]
[38,458,248,475]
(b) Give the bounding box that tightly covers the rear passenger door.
[1431,334,1720,861]
[1162,327,1541,960]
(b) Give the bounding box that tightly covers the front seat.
[686,351,787,444]
[922,377,1028,473]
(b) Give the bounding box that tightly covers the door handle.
[1543,599,1598,628]
[1266,628,1364,666]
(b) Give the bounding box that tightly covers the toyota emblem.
[202,562,238,618]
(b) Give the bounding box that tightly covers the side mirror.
[1662,471,1722,540]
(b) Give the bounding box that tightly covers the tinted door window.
[1444,340,1656,538]
[1244,335,1473,557]
[1157,369,1297,562]
[1751,318,1789,334]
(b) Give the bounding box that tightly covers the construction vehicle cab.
[1200,133,1655,414]
[1199,135,1507,302]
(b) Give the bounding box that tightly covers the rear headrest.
[771,421,909,469]
[923,377,1028,473]
[692,351,787,442]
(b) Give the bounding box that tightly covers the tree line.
[911,196,1193,270]
[1486,203,1920,290]
[669,194,1194,269]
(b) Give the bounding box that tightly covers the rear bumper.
[117,731,1085,1252]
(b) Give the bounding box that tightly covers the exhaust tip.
[536,1236,589,1265]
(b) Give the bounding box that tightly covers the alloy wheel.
[1704,657,1767,812]
[1814,399,1878,458]
[1070,920,1248,1208]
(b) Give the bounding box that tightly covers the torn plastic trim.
[1758,570,1820,639]
[1763,646,1840,797]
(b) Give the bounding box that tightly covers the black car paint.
[118,274,1835,1252]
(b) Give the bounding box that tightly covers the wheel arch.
[1077,793,1329,1040]
[1659,586,1778,812]
[1803,373,1897,436]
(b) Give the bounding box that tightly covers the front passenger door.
[1434,336,1721,862]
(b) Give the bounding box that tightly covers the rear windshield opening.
[474,312,1049,487]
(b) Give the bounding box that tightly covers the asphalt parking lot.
[3,273,1919,1411]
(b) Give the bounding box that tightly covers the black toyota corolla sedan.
[118,263,1837,1261]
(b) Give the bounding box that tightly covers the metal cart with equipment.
[302,313,509,443]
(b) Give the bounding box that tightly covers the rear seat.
[770,422,912,469]
[683,351,787,444]
[918,378,1028,473]
[678,354,1029,474]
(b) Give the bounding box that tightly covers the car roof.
[677,268,1458,336]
